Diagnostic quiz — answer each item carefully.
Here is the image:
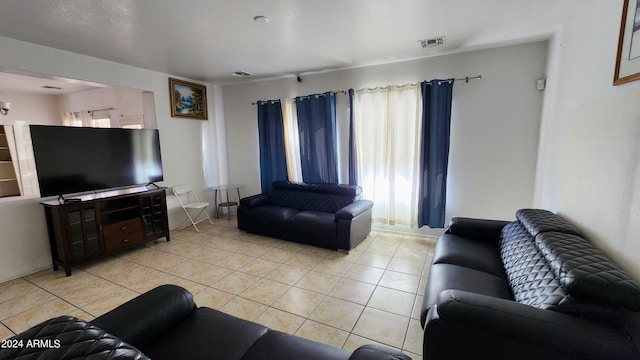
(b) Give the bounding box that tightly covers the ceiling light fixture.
[253,15,269,23]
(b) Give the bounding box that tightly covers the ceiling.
[0,71,107,95]
[0,0,580,86]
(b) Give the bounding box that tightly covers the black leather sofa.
[1,285,409,360]
[237,181,373,251]
[421,208,640,359]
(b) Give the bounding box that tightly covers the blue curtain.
[257,101,288,193]
[295,92,338,183]
[418,79,454,228]
[348,89,358,185]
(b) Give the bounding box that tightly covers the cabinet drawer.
[103,219,142,237]
[105,232,144,252]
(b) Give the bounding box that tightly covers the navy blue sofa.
[237,181,373,252]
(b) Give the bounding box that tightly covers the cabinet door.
[67,206,101,258]
[141,192,168,240]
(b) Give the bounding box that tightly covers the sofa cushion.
[242,330,350,360]
[272,181,361,197]
[500,222,570,310]
[288,210,336,238]
[515,209,581,237]
[421,263,512,325]
[243,205,299,224]
[536,231,640,311]
[270,182,358,213]
[432,234,505,277]
[142,307,269,360]
[0,316,148,360]
[91,284,196,350]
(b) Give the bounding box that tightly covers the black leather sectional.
[238,181,373,251]
[421,209,640,359]
[0,285,409,360]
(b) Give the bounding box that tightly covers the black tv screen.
[30,125,164,197]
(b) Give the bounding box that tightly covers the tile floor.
[0,216,435,359]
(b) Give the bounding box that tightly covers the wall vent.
[232,71,252,77]
[419,37,446,49]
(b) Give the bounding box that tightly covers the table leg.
[214,189,219,218]
[225,189,231,220]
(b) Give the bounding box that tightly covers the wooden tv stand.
[41,186,170,276]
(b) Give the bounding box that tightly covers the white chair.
[172,184,214,232]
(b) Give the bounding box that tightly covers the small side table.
[210,184,243,220]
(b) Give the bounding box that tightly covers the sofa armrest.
[349,344,411,360]
[239,194,271,208]
[445,217,511,242]
[336,200,374,220]
[91,285,196,349]
[424,289,640,360]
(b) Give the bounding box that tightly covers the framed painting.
[614,0,640,85]
[169,78,208,119]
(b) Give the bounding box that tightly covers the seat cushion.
[142,307,269,360]
[432,234,505,277]
[242,330,350,360]
[288,210,337,238]
[244,205,299,224]
[421,263,513,326]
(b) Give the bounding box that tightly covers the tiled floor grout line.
[1,278,87,334]
[1,222,431,358]
[181,229,418,351]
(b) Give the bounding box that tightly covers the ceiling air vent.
[232,71,252,77]
[419,37,446,49]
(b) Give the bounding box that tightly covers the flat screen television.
[30,125,164,197]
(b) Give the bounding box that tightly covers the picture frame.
[169,78,208,119]
[614,0,640,85]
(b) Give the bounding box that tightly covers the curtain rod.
[252,75,481,105]
[88,107,114,114]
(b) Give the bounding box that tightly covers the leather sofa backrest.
[499,221,571,310]
[536,231,640,311]
[515,208,582,237]
[500,209,640,321]
[269,181,360,213]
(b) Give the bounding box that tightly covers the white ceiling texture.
[0,0,580,86]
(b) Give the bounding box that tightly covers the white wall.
[0,91,60,125]
[223,41,547,236]
[535,0,640,280]
[58,87,145,127]
[0,35,223,282]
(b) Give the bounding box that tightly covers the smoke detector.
[419,37,446,49]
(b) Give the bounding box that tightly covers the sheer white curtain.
[353,85,422,226]
[281,98,303,182]
[62,111,110,128]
